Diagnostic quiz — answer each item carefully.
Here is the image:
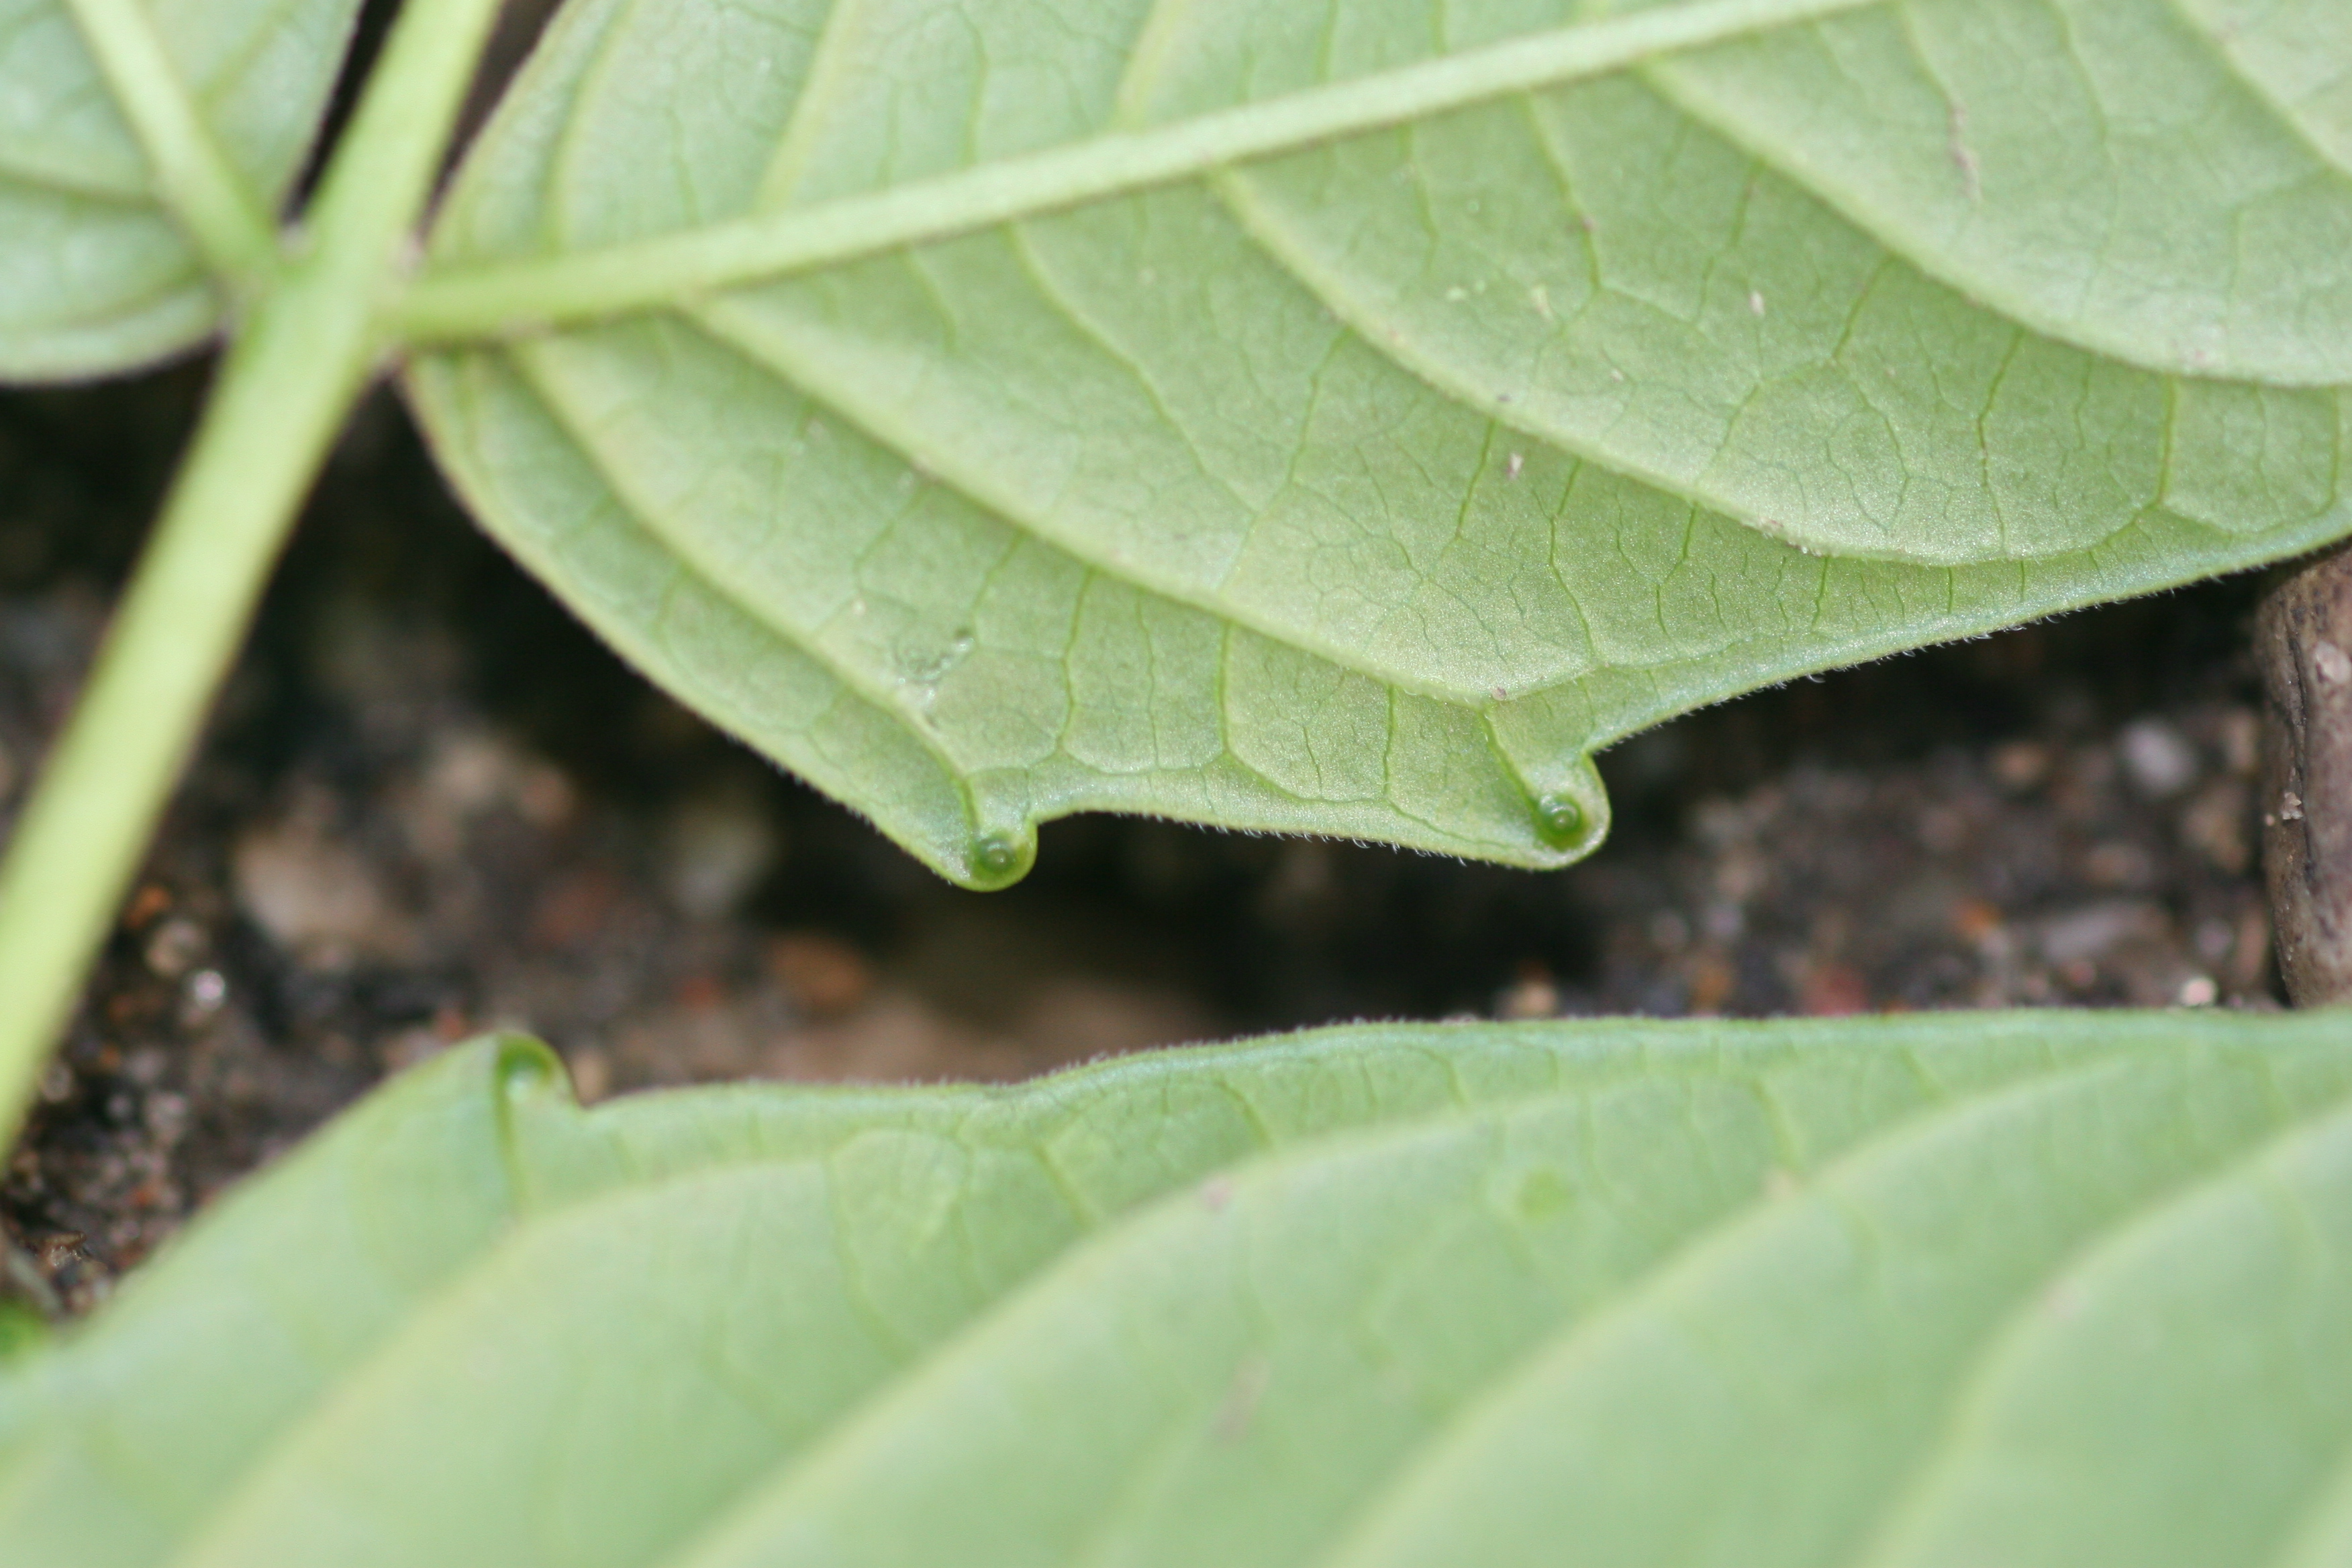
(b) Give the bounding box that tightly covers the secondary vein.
[61,0,282,288]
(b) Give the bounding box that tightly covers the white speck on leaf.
[1948,103,1981,200]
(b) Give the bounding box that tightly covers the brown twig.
[2258,541,2352,1005]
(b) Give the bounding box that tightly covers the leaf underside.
[0,0,360,376]
[404,0,2352,885]
[3,1012,2352,1566]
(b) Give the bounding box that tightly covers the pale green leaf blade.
[1324,1040,2352,1568]
[0,1037,555,1567]
[1627,0,2352,386]
[2180,0,2352,172]
[0,0,360,377]
[405,0,2352,882]
[1862,1095,2352,1568]
[672,1027,2352,1568]
[4,1013,2352,1566]
[0,1017,1679,1567]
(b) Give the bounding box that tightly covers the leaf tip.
[1530,790,1591,850]
[489,1032,569,1105]
[967,826,1036,889]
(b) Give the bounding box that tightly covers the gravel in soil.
[0,374,2284,1316]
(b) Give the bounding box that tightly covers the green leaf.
[3,1011,2351,1565]
[0,1303,43,1361]
[0,0,361,377]
[401,0,2352,884]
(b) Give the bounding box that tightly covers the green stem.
[0,0,504,1147]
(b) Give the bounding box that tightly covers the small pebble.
[142,1093,187,1142]
[768,932,874,1018]
[121,884,170,930]
[2180,781,2251,873]
[567,1046,611,1104]
[180,970,228,1026]
[1496,967,1561,1020]
[1916,805,1967,854]
[2036,901,2166,967]
[2118,718,2198,799]
[660,789,779,920]
[142,918,205,979]
[1990,741,2051,791]
[1949,898,2003,943]
[232,818,393,959]
[1800,964,1871,1017]
[2084,842,2153,889]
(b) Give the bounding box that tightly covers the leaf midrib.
[391,0,1883,343]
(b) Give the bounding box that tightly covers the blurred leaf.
[4,1011,2351,1565]
[0,0,361,376]
[0,1302,44,1361]
[406,0,2352,883]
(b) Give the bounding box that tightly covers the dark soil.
[0,366,2285,1316]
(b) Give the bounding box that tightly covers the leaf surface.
[3,1011,2351,1565]
[0,0,359,376]
[404,0,2352,882]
